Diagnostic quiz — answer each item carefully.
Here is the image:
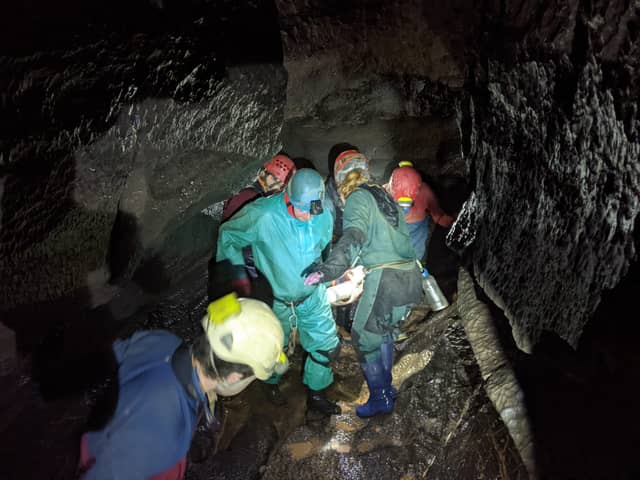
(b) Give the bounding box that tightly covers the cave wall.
[1,0,638,357]
[276,0,466,180]
[449,0,640,350]
[277,0,639,351]
[0,1,287,319]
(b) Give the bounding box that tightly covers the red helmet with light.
[389,162,421,202]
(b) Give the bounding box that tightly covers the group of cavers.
[78,143,455,479]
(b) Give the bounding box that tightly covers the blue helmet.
[286,168,325,215]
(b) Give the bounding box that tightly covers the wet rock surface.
[1,0,286,319]
[276,0,468,195]
[448,0,640,350]
[259,307,526,480]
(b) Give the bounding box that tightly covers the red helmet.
[389,164,421,201]
[333,150,369,185]
[263,155,296,185]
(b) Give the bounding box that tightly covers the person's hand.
[303,272,324,286]
[345,265,366,285]
[232,277,251,297]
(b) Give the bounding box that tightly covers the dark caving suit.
[316,184,423,417]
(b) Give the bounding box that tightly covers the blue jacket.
[83,331,206,479]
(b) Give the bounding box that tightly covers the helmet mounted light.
[309,199,323,215]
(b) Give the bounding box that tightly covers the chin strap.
[171,343,215,427]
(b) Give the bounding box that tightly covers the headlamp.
[397,196,414,209]
[309,199,323,215]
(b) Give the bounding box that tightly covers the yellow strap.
[207,293,241,324]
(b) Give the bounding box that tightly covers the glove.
[300,261,321,278]
[231,277,251,297]
[303,272,324,286]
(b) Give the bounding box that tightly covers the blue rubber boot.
[356,361,395,418]
[380,340,398,399]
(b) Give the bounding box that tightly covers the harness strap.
[171,343,214,426]
[365,259,417,273]
[274,291,313,307]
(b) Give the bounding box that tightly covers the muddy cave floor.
[1,252,640,479]
[1,292,529,480]
[186,302,528,480]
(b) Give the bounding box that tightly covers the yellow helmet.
[201,294,288,380]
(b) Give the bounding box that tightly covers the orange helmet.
[389,163,421,203]
[263,155,296,185]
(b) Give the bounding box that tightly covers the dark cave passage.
[1,1,640,480]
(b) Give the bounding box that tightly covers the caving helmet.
[389,161,421,209]
[333,149,370,186]
[286,168,325,215]
[202,294,288,382]
[263,154,296,185]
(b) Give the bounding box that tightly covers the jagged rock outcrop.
[449,0,640,350]
[276,0,640,352]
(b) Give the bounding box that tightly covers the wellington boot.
[307,389,341,416]
[381,340,398,399]
[356,361,395,418]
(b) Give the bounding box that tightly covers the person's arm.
[83,413,186,480]
[421,183,455,227]
[316,189,370,281]
[315,227,366,281]
[216,204,261,267]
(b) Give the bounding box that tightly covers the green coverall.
[216,192,338,391]
[319,185,423,363]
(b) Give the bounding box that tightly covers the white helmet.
[201,294,288,380]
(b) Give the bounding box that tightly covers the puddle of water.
[287,439,321,460]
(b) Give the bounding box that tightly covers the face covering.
[215,374,256,397]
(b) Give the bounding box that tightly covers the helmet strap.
[283,192,297,218]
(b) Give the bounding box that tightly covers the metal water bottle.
[421,268,449,311]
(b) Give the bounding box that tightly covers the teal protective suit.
[318,185,423,363]
[216,192,338,391]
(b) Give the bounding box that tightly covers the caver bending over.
[217,168,341,416]
[304,153,423,418]
[78,294,288,480]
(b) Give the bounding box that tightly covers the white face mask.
[214,374,256,397]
